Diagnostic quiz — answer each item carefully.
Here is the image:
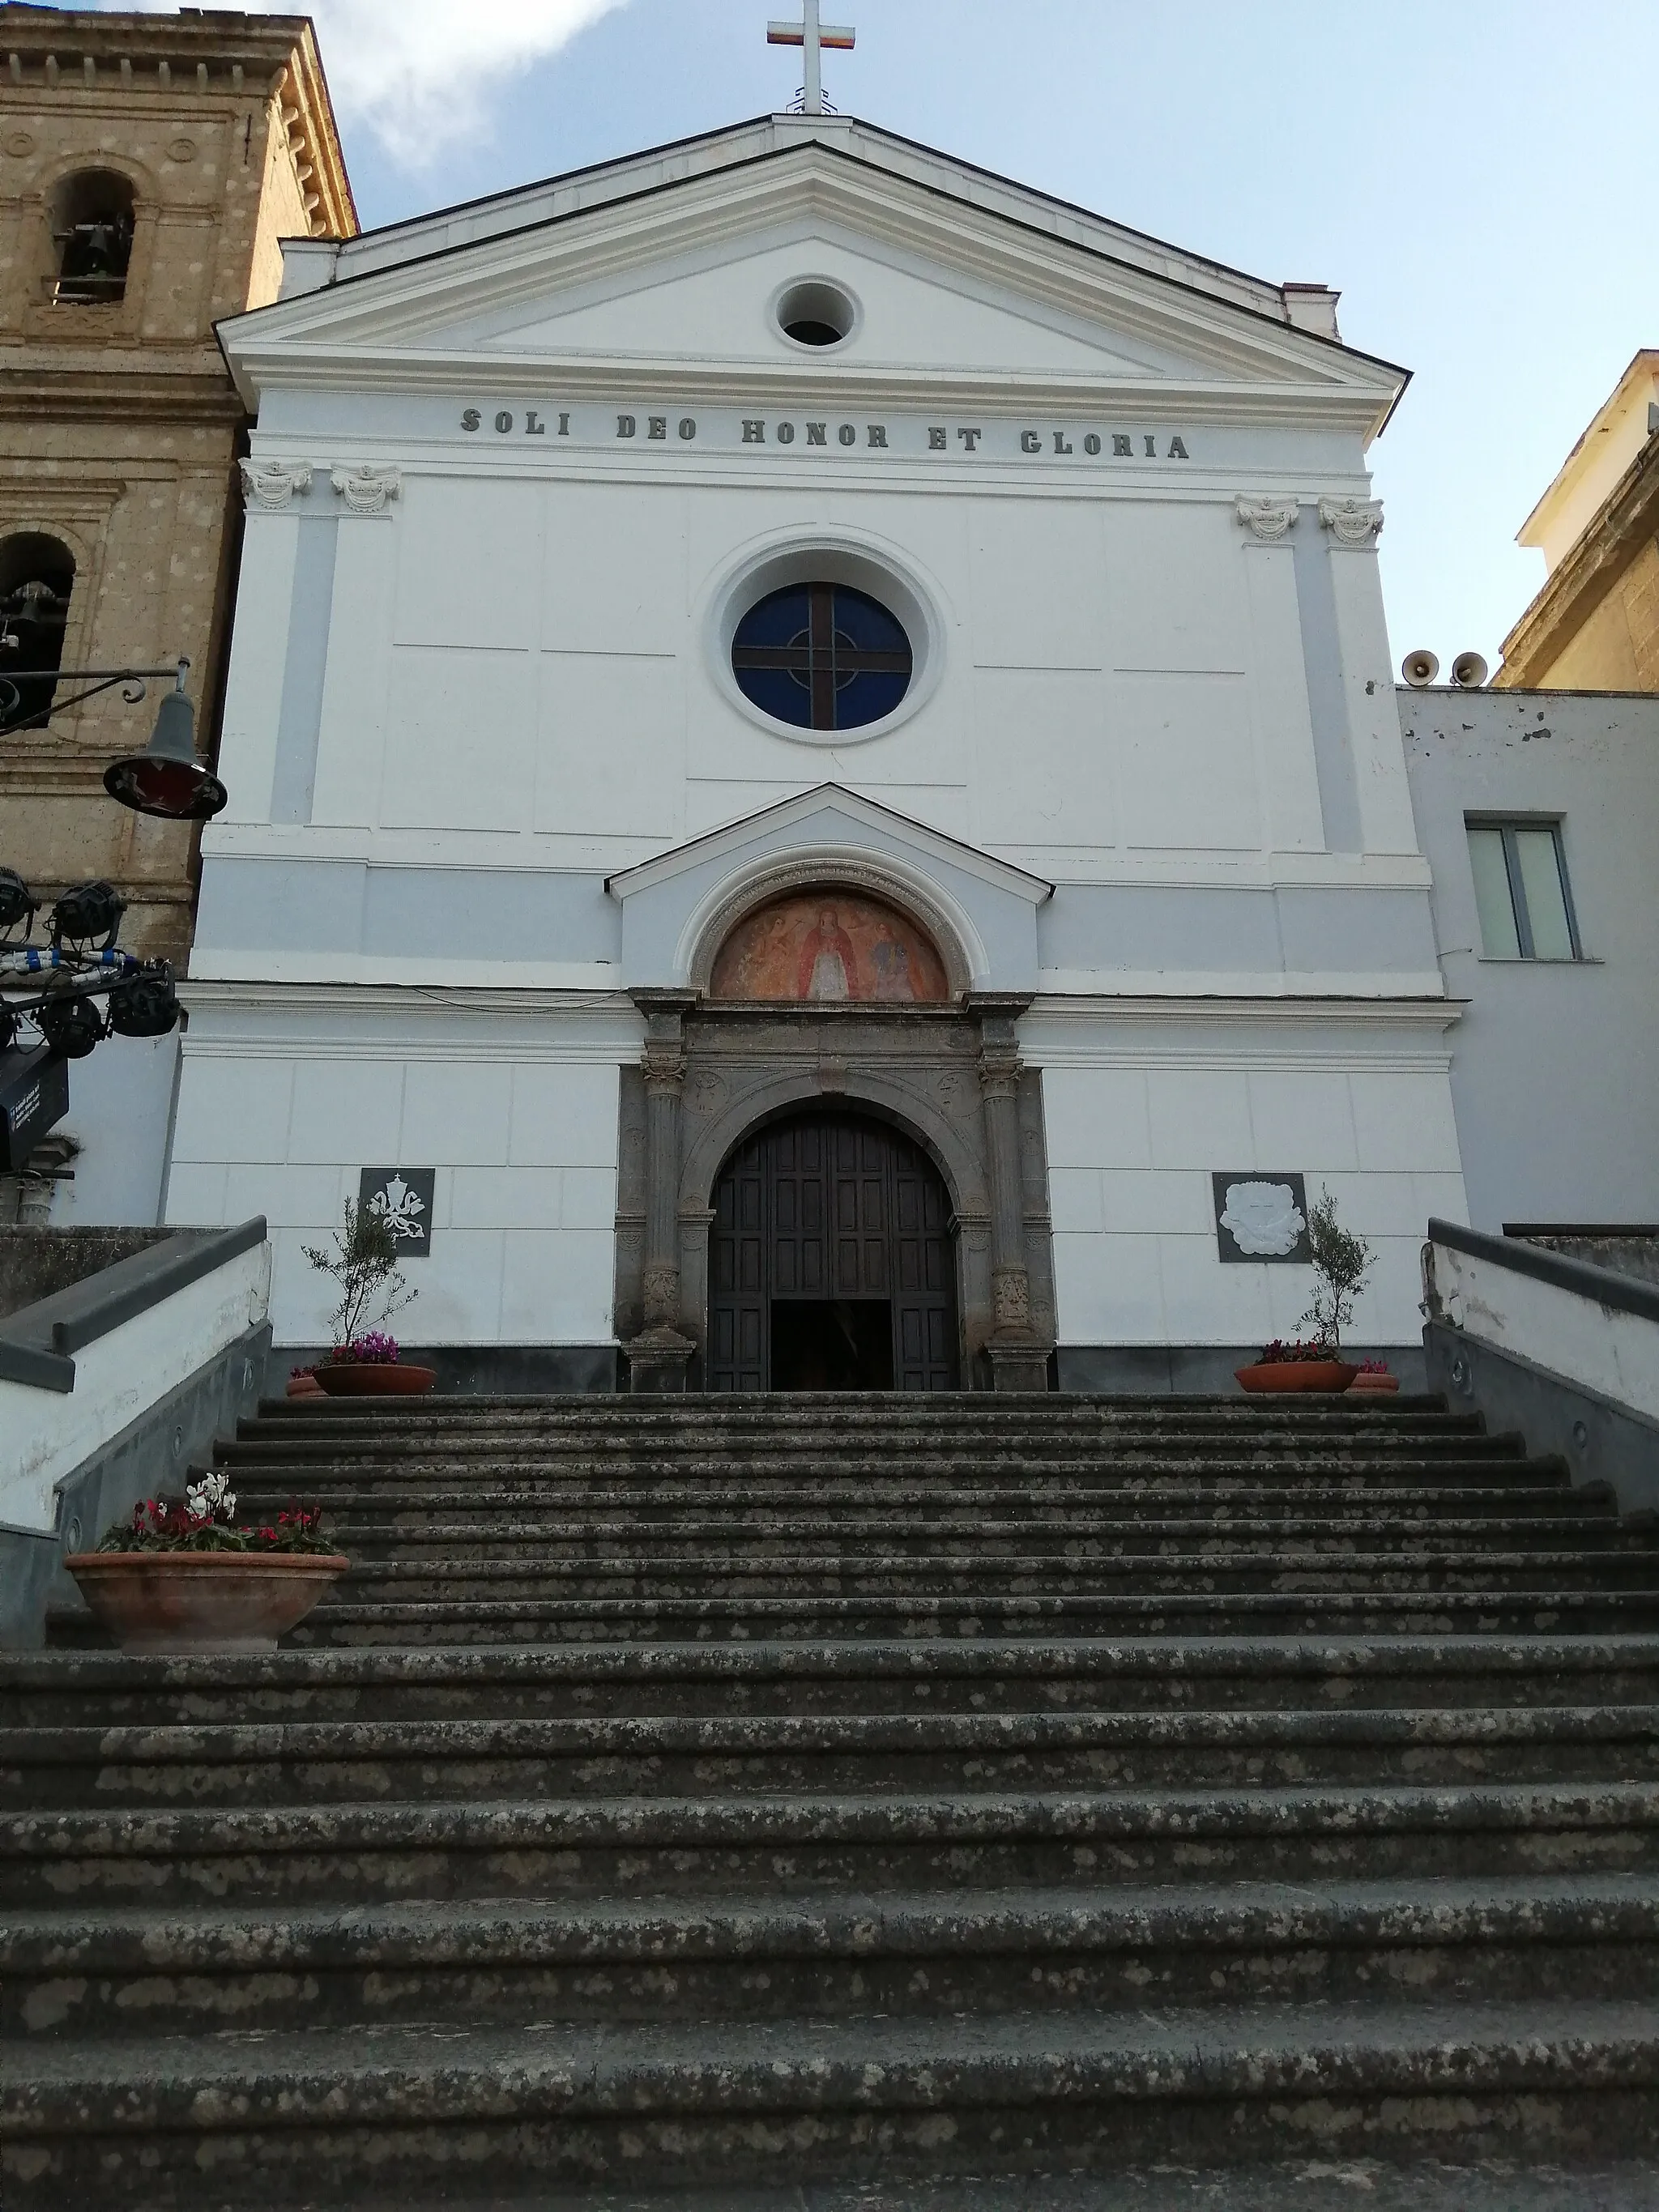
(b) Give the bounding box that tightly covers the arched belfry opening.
[709,1105,959,1392]
[613,862,1058,1396]
[0,533,75,731]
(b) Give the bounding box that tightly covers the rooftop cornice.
[309,112,1299,322]
[0,6,356,238]
[221,148,1402,436]
[1497,430,1659,685]
[1515,347,1659,549]
[226,348,1392,438]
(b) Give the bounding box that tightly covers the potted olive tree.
[66,1475,348,1654]
[304,1199,434,1397]
[1235,1189,1373,1395]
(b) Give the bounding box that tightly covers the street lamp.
[101,664,228,821]
[0,652,228,820]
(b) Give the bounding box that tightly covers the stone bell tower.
[0,5,355,968]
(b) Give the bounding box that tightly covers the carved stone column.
[623,991,697,1392]
[971,995,1051,1392]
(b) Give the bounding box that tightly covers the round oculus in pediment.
[731,582,912,733]
[774,278,858,350]
[710,887,950,1005]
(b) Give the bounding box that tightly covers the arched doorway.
[707,1108,959,1392]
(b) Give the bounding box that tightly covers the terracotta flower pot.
[1348,1372,1401,1394]
[1235,1359,1360,1395]
[315,1362,436,1397]
[64,1551,350,1655]
[285,1373,325,1399]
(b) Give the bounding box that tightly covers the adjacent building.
[1497,351,1659,692]
[1401,684,1659,1234]
[0,4,353,1224]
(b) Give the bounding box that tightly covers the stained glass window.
[732,583,912,731]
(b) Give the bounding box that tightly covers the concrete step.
[232,1481,1603,1521]
[222,1438,1533,1477]
[11,1636,1659,1728]
[4,1780,1655,1907]
[320,1515,1628,1562]
[313,1545,1659,1594]
[286,1587,1659,1646]
[245,1388,1469,1423]
[5,1998,1659,2201]
[11,1703,1658,1809]
[6,1874,1657,2039]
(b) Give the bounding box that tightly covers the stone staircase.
[6,1389,1659,2205]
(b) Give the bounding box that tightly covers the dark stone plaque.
[1213,1171,1311,1264]
[358,1167,436,1259]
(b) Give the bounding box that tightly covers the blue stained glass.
[732,582,912,731]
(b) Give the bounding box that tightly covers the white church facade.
[164,110,1468,1389]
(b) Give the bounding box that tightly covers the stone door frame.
[615,991,1056,1392]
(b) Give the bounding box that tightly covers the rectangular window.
[1465,819,1580,960]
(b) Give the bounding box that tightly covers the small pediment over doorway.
[606,784,1052,999]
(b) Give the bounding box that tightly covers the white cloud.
[104,0,629,164]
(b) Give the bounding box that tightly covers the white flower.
[186,1472,236,1522]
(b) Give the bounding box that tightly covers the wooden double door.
[707,1110,959,1392]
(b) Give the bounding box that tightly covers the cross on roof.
[767,0,855,116]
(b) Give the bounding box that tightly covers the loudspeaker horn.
[1450,650,1489,689]
[1401,648,1439,687]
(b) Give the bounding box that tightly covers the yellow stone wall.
[1519,540,1659,693]
[0,9,353,962]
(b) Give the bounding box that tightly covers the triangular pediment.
[606,786,1052,997]
[608,786,1054,905]
[224,125,1405,431]
[464,224,1170,381]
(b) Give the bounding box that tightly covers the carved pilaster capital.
[978,1050,1023,1103]
[240,458,313,511]
[331,463,403,515]
[1235,493,1300,542]
[1318,496,1384,546]
[642,1046,687,1099]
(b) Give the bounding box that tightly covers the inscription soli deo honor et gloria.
[458,405,1192,462]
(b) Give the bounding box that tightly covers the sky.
[118,0,1658,671]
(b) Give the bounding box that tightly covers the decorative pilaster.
[624,991,697,1392]
[1318,496,1384,547]
[1235,494,1300,542]
[970,994,1051,1392]
[239,458,313,511]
